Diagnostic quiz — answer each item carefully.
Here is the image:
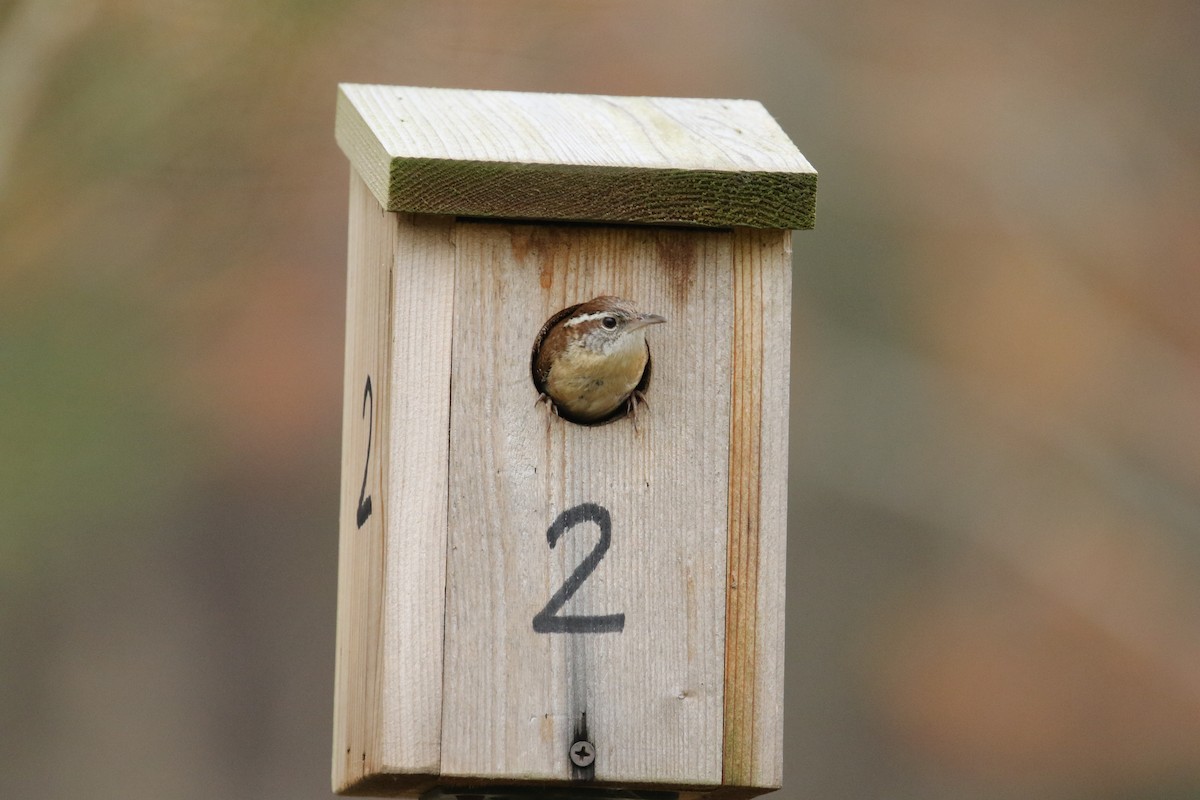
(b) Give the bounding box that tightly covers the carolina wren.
[532,296,667,425]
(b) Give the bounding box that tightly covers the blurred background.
[3,1,1199,798]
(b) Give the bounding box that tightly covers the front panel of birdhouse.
[443,218,788,788]
[333,84,813,799]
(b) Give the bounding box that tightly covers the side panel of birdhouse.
[440,222,735,789]
[334,172,455,794]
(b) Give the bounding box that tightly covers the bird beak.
[628,313,666,331]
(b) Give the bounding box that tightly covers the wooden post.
[332,84,816,799]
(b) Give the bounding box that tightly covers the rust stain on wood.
[510,226,533,264]
[655,232,697,305]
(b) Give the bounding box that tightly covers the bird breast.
[546,333,648,420]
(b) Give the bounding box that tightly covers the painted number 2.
[532,503,626,634]
[356,375,373,529]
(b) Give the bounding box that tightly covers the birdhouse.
[332,84,816,798]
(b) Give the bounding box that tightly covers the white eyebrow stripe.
[564,311,613,327]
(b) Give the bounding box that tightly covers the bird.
[532,296,666,426]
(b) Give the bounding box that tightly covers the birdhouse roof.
[335,84,816,229]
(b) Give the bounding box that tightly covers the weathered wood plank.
[335,85,816,229]
[722,228,792,791]
[440,221,735,788]
[333,172,455,794]
[333,170,395,793]
[751,231,792,791]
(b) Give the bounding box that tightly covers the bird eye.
[602,316,617,329]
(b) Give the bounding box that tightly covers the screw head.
[569,740,595,767]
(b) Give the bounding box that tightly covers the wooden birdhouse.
[332,84,816,798]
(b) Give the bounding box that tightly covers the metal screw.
[569,740,595,767]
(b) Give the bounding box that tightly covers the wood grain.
[333,170,394,793]
[439,221,735,789]
[722,228,792,791]
[333,172,455,795]
[335,84,817,229]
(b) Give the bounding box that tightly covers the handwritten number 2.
[356,375,373,529]
[532,503,626,634]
